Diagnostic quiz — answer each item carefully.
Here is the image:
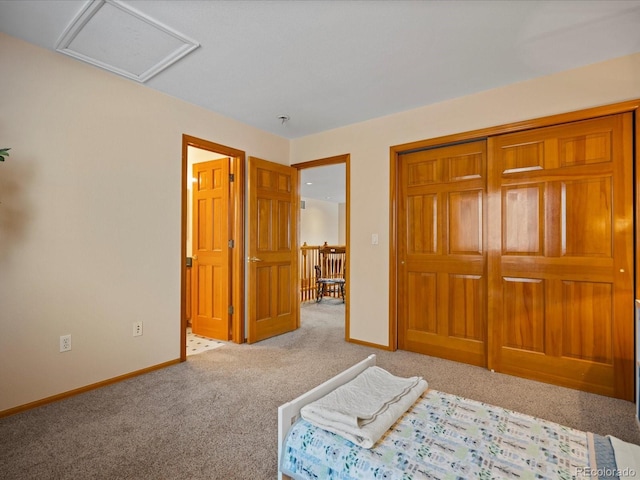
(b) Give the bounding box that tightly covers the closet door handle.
[248,256,263,262]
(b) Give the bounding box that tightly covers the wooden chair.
[314,265,345,303]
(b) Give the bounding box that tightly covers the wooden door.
[247,157,299,343]
[398,141,487,367]
[191,159,231,340]
[487,114,634,400]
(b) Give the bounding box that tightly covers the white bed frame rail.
[277,354,377,480]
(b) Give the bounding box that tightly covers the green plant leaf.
[0,148,11,161]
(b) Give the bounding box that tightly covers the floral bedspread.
[281,389,602,480]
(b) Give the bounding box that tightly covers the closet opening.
[390,101,639,401]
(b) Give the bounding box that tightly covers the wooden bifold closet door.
[397,113,634,400]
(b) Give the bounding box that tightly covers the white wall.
[290,52,640,347]
[0,34,289,412]
[300,197,339,246]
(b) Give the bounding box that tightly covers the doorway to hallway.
[293,154,350,341]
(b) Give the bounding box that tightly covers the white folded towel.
[609,436,640,480]
[300,366,428,448]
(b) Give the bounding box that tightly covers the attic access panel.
[56,0,199,83]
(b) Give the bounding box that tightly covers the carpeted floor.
[1,300,638,479]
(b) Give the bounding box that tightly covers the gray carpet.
[1,299,639,479]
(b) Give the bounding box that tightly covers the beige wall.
[0,34,289,412]
[300,198,339,246]
[2,30,640,413]
[290,52,640,346]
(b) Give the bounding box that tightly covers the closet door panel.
[561,280,613,364]
[448,274,484,341]
[562,178,612,256]
[407,272,437,334]
[448,190,482,254]
[488,113,633,400]
[503,184,544,255]
[398,142,487,367]
[502,277,545,353]
[407,194,437,254]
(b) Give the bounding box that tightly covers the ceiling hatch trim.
[55,0,200,83]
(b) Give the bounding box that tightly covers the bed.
[278,354,640,480]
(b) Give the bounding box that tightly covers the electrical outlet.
[133,321,143,337]
[60,334,72,352]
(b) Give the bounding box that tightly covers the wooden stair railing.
[299,243,346,302]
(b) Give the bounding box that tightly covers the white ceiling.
[301,164,346,204]
[1,0,640,140]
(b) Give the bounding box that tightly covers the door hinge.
[228,305,234,315]
[229,173,235,182]
[228,239,235,248]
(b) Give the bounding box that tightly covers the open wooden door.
[247,157,299,343]
[191,159,231,340]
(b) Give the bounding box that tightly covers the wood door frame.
[390,99,640,352]
[292,154,351,341]
[181,135,245,361]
